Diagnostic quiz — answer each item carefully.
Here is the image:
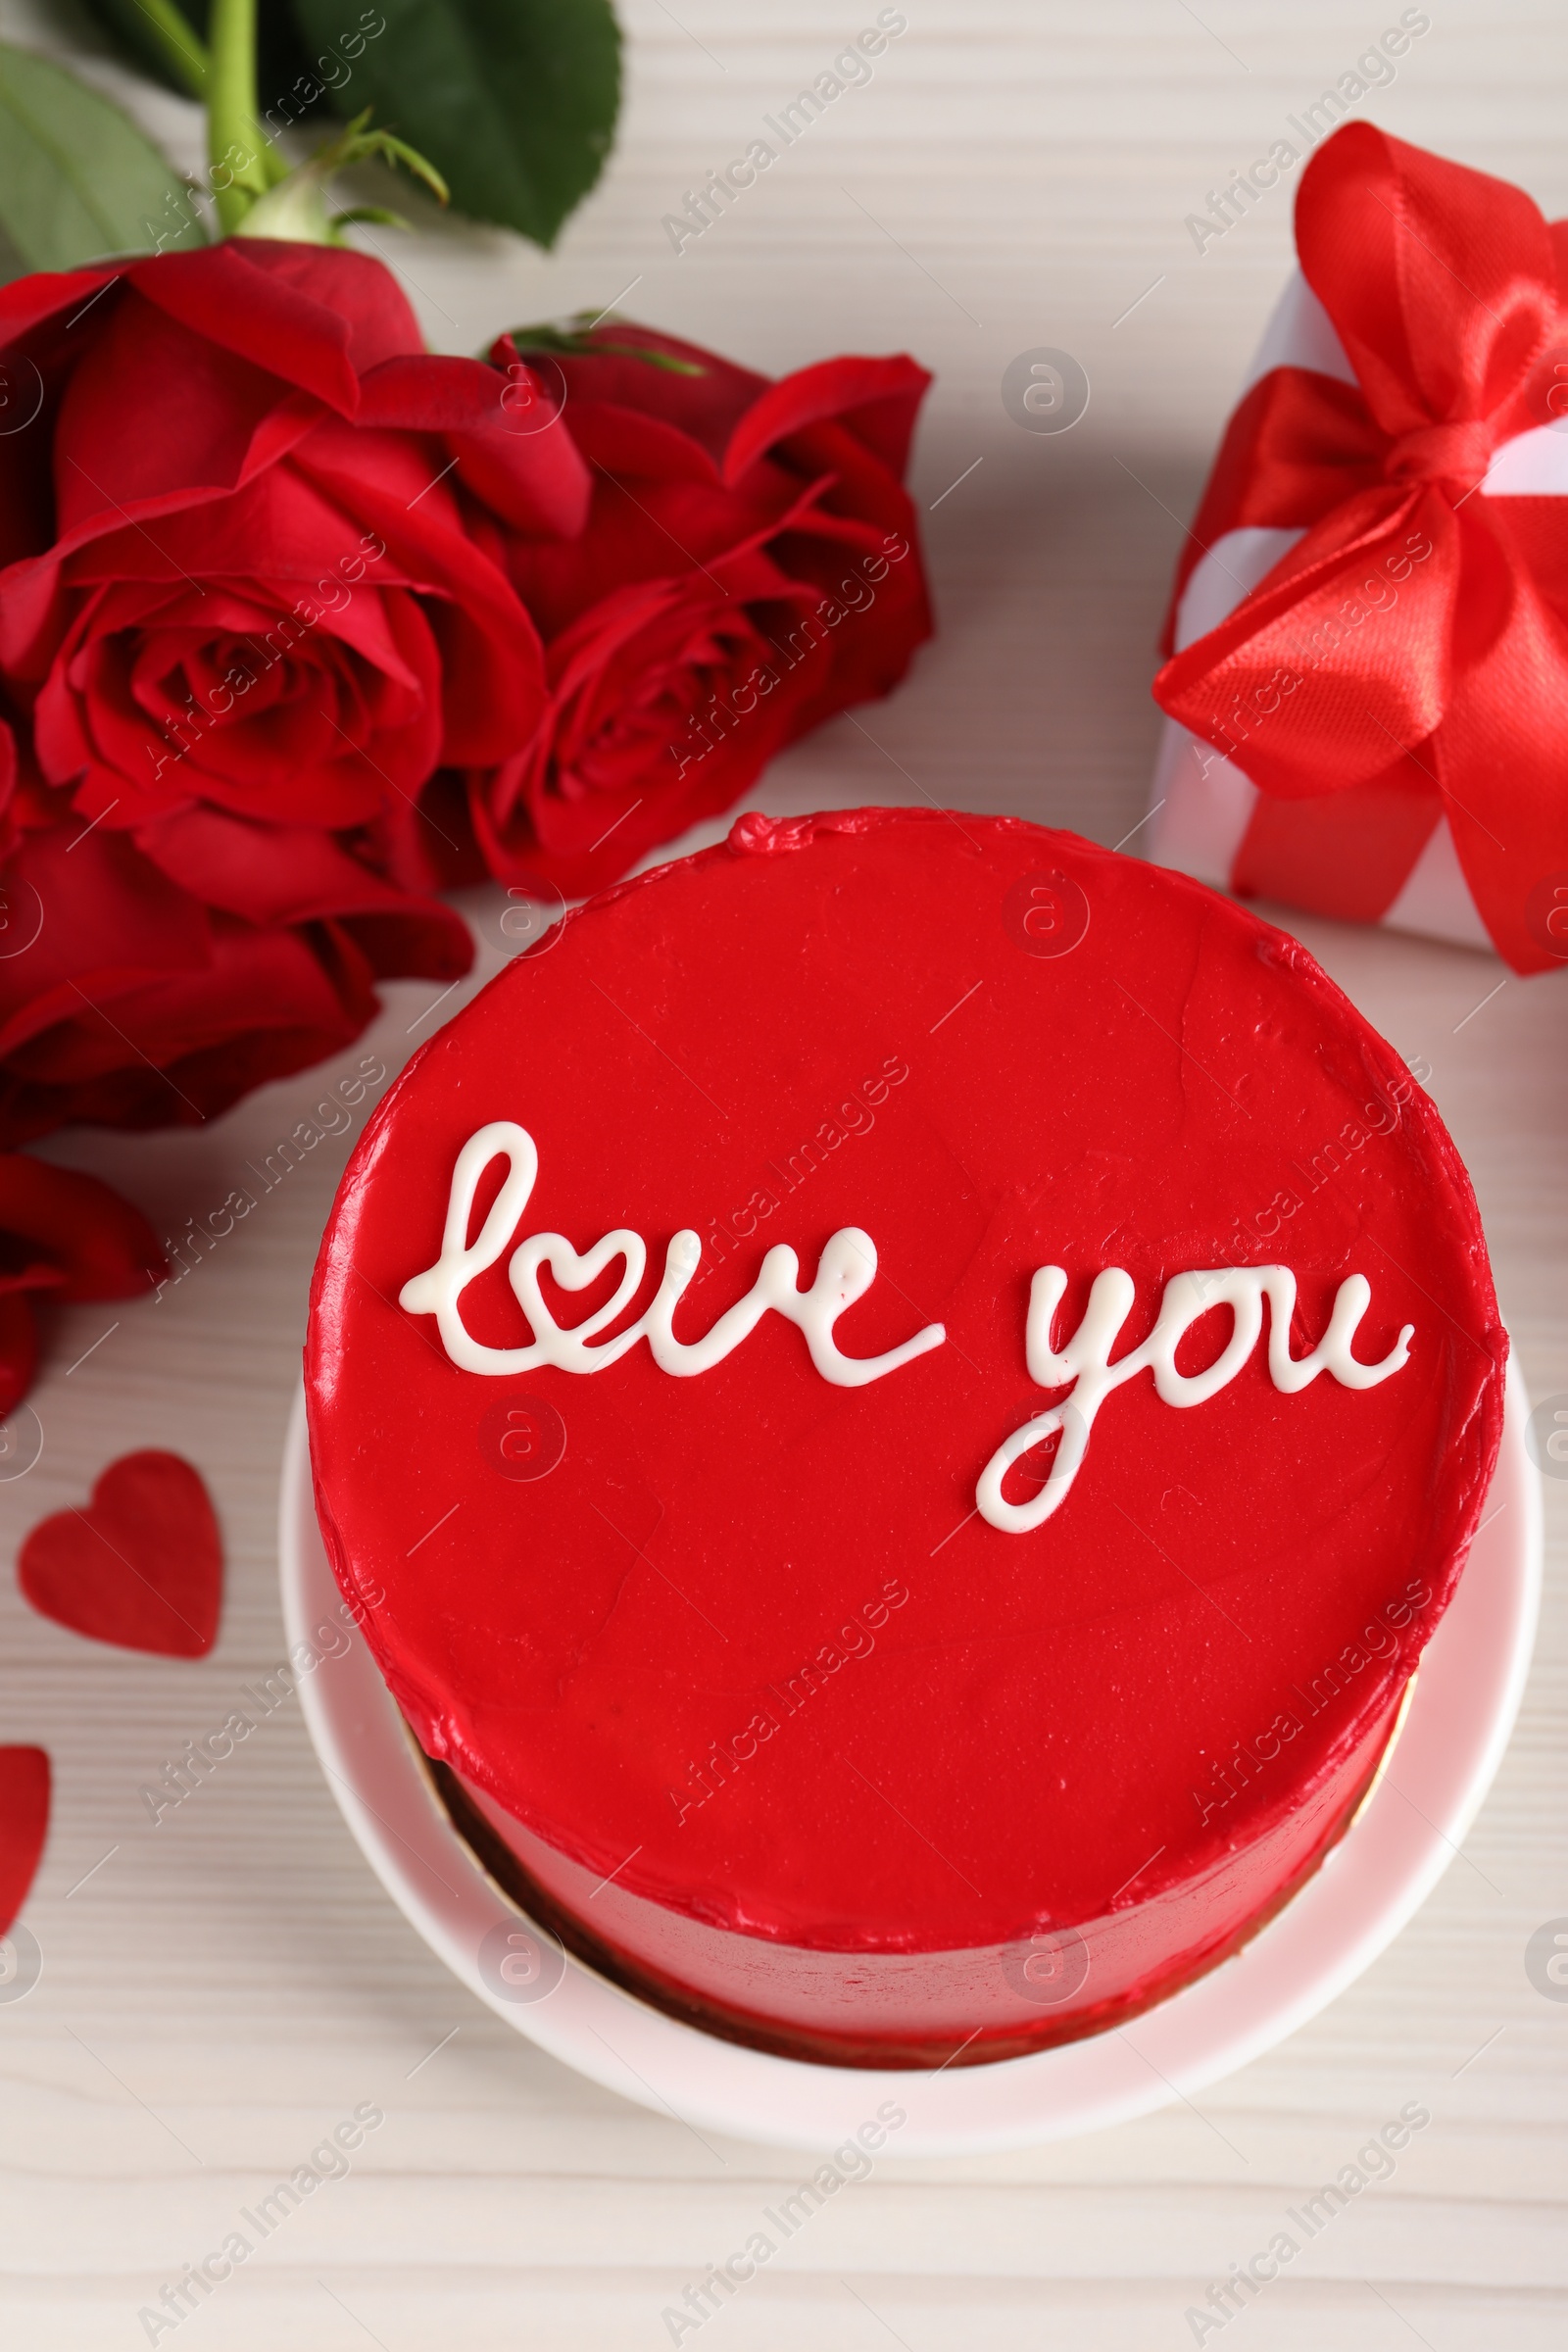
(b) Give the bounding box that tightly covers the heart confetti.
[0,1746,49,1934]
[19,1452,221,1657]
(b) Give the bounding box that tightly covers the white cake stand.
[279,1362,1540,2156]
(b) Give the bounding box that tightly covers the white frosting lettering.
[401,1129,1415,1541]
[975,1264,1413,1534]
[400,1122,947,1388]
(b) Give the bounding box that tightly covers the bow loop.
[1298,123,1559,443]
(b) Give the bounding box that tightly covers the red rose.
[0,1151,165,1411]
[0,784,471,1140]
[0,241,592,1134]
[467,327,933,896]
[0,240,586,830]
[0,699,473,1140]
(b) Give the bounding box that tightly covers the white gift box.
[1144,271,1568,954]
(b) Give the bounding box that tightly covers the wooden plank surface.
[0,3,1564,2344]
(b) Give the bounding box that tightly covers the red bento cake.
[305,808,1506,2067]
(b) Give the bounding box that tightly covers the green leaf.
[0,212,31,290]
[73,0,209,99]
[289,0,620,248]
[0,44,206,270]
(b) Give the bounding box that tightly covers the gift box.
[1145,123,1568,974]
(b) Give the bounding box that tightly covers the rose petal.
[0,1152,164,1301]
[722,353,933,485]
[127,245,372,416]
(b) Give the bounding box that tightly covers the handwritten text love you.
[400,1123,1413,1535]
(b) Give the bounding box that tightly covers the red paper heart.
[0,1747,48,1933]
[19,1452,221,1657]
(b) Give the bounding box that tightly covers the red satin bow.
[1153,123,1568,974]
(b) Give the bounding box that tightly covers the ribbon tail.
[1437,739,1568,976]
[1428,501,1568,974]
[1231,755,1444,923]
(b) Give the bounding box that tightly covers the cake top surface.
[306,808,1506,1952]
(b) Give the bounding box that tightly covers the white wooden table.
[2,4,1564,2344]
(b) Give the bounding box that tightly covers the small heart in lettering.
[511,1228,647,1350]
